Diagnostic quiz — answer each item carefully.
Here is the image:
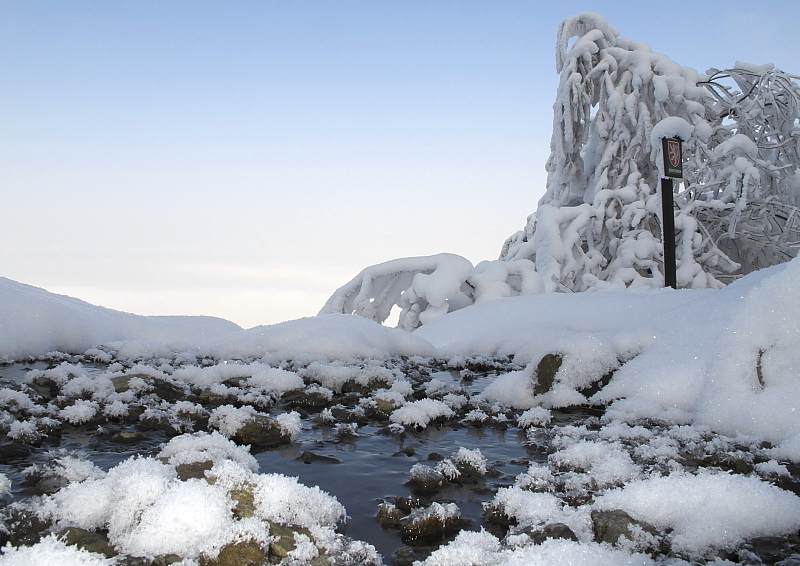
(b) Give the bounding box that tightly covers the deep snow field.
[0,257,799,565]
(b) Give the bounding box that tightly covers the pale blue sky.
[2,1,799,327]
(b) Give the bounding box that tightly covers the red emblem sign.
[662,137,683,178]
[667,140,681,168]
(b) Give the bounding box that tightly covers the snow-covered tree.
[323,12,800,329]
[502,12,800,288]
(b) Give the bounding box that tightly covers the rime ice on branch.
[323,12,800,329]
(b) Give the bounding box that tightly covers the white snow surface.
[33,433,346,561]
[594,471,800,555]
[1,257,799,564]
[0,534,118,566]
[0,277,242,362]
[415,256,800,456]
[1,257,799,454]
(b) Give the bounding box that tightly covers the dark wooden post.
[660,137,682,289]
[660,177,677,289]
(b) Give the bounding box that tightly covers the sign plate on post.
[662,137,683,178]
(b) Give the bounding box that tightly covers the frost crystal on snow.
[389,399,455,429]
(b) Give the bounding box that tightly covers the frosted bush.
[320,253,474,330]
[323,12,800,331]
[502,13,800,290]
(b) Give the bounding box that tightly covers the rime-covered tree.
[323,12,800,329]
[501,12,800,290]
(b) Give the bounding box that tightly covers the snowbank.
[2,258,798,455]
[416,256,800,456]
[0,260,798,565]
[0,278,434,363]
[0,277,241,361]
[30,432,363,562]
[200,314,435,362]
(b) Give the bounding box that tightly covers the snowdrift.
[1,256,798,457]
[0,278,242,361]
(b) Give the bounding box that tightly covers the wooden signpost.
[660,137,682,289]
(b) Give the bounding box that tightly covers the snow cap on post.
[652,117,694,178]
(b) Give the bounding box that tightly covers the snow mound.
[201,313,435,362]
[0,534,117,566]
[595,471,800,556]
[33,432,354,561]
[420,532,655,566]
[415,256,800,456]
[0,277,241,362]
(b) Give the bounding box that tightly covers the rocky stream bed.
[0,351,799,565]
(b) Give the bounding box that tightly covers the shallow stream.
[0,357,798,565]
